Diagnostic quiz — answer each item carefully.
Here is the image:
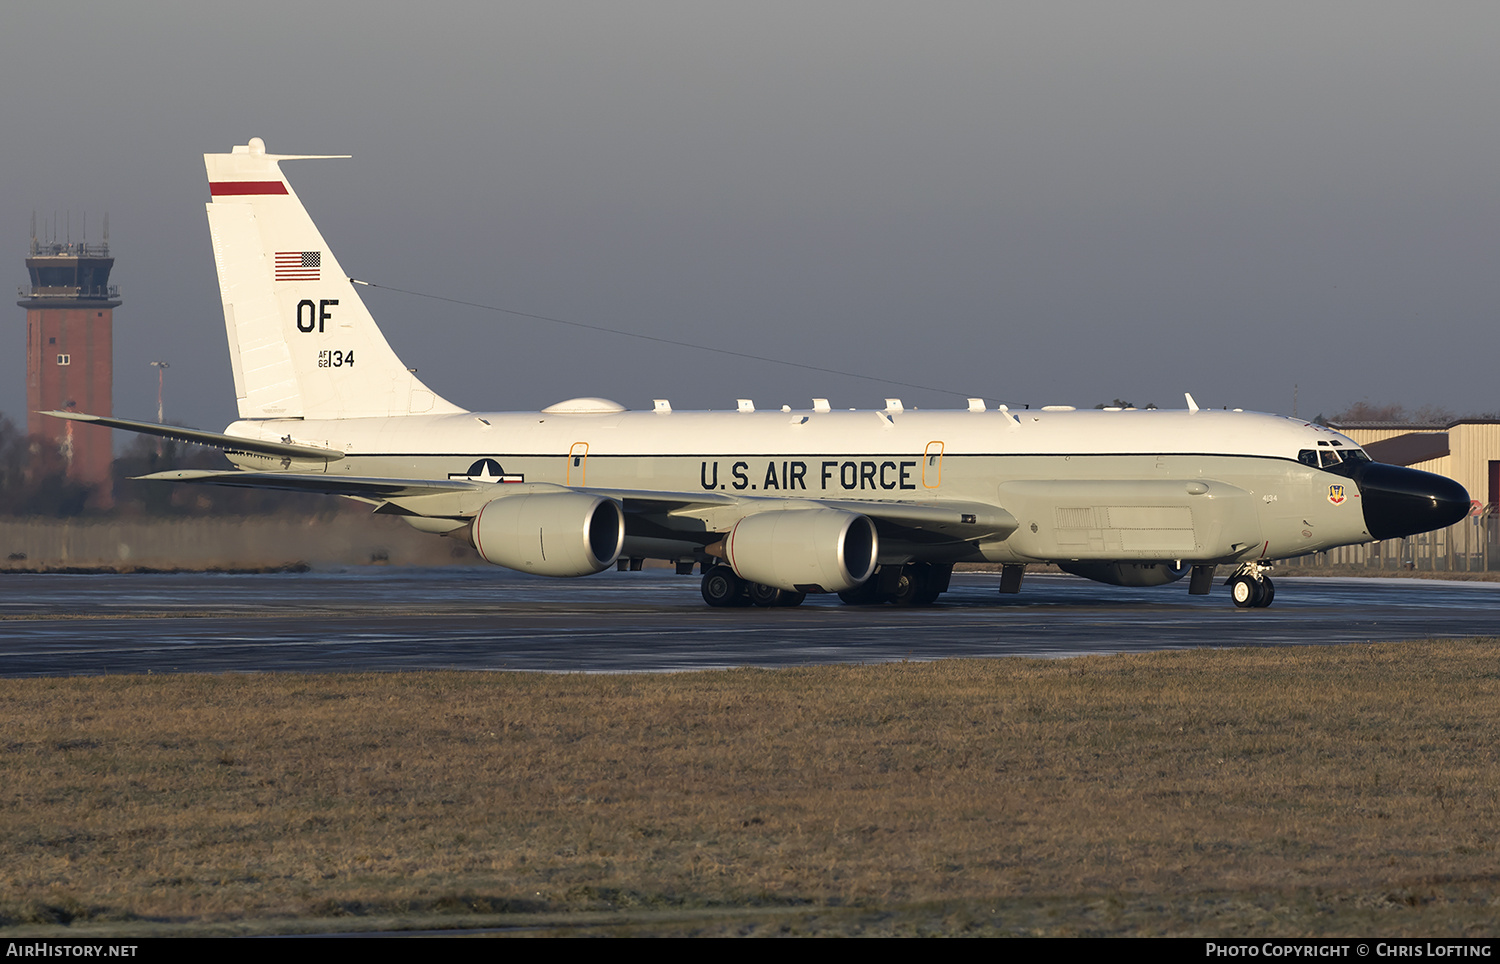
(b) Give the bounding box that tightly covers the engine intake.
[724,508,878,593]
[472,492,625,577]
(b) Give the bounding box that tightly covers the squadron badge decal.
[1328,484,1346,505]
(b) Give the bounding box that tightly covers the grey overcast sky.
[4,2,1497,429]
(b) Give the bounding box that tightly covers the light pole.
[150,361,169,423]
[150,361,169,457]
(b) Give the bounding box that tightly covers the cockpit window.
[1299,447,1370,468]
[1297,448,1344,467]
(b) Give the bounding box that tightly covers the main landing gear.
[838,563,951,607]
[1226,562,1275,609]
[699,562,952,608]
[700,565,806,608]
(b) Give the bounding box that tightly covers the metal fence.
[1282,507,1500,573]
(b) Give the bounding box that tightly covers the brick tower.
[18,215,120,506]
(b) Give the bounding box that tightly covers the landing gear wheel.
[747,582,783,607]
[1254,577,1275,608]
[888,563,938,607]
[1229,575,1263,609]
[776,591,807,608]
[701,566,749,607]
[838,579,883,606]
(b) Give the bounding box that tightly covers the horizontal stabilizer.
[136,469,480,499]
[41,411,343,461]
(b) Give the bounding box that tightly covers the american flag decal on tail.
[275,251,321,281]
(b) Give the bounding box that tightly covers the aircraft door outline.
[568,442,589,486]
[923,440,944,488]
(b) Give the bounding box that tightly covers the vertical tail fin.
[204,137,465,420]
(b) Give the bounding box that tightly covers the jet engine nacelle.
[724,508,879,593]
[1058,561,1189,587]
[471,492,625,577]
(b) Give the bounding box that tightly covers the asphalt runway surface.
[1,568,1496,677]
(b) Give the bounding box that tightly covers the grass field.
[3,640,1498,937]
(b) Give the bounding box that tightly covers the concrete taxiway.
[0,568,1495,677]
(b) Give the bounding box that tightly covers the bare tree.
[1328,402,1459,425]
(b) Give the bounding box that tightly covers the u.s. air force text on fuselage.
[699,459,919,492]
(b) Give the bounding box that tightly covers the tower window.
[48,337,56,344]
[56,354,70,366]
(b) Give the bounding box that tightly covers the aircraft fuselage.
[222,405,1395,568]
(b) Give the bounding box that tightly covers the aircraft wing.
[806,497,1016,540]
[587,487,1018,545]
[137,470,1016,543]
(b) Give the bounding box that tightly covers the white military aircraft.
[50,138,1470,608]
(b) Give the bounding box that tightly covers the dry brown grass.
[3,641,1499,936]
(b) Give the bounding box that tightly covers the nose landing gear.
[1226,563,1275,609]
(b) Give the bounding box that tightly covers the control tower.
[17,215,120,505]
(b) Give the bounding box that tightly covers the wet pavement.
[1,567,1495,677]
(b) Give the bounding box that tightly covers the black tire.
[747,582,783,607]
[838,579,882,605]
[888,563,937,607]
[776,591,807,608]
[1229,574,1262,609]
[701,565,749,607]
[1254,577,1275,608]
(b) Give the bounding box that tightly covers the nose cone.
[1352,462,1470,540]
